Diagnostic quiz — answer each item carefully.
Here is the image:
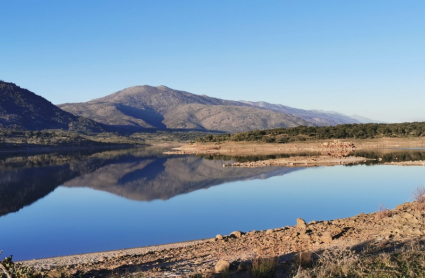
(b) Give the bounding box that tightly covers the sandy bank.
[166,137,425,156]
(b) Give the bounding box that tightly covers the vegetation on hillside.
[0,130,111,150]
[196,122,425,143]
[0,129,217,150]
[0,81,103,133]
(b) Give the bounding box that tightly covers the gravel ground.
[20,239,207,270]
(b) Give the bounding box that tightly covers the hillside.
[0,81,103,133]
[240,100,361,125]
[59,85,361,133]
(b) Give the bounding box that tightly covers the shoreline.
[7,139,425,277]
[19,200,425,277]
[223,155,367,168]
[167,137,425,156]
[0,144,141,154]
[0,142,185,155]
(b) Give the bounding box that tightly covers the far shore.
[0,144,141,155]
[165,137,425,156]
[0,142,185,155]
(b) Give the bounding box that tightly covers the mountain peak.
[156,85,172,90]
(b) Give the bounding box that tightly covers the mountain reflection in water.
[0,147,303,217]
[1,147,425,260]
[1,147,424,218]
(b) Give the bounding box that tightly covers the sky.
[1,1,424,123]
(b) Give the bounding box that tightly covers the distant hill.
[240,100,360,126]
[59,85,361,133]
[350,114,385,124]
[0,81,103,133]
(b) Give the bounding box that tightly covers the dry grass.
[296,239,425,278]
[376,204,393,219]
[249,256,278,278]
[412,186,425,210]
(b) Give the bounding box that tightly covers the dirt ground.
[165,137,425,156]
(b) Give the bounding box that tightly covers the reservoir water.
[0,147,424,260]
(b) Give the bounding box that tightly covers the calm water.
[0,147,424,260]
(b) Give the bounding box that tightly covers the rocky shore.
[19,201,425,277]
[165,137,425,157]
[222,155,367,168]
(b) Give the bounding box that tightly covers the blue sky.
[1,1,424,122]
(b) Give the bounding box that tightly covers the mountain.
[350,114,385,124]
[59,85,360,133]
[0,81,103,133]
[59,85,313,132]
[240,101,360,126]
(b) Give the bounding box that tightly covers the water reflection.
[198,149,425,165]
[0,147,302,217]
[0,147,424,260]
[354,149,425,165]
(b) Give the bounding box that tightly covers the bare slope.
[240,100,360,125]
[59,85,359,133]
[0,81,103,133]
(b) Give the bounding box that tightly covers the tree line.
[195,122,425,143]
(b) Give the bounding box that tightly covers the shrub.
[249,256,278,278]
[412,186,425,210]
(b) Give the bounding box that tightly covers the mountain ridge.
[59,85,364,133]
[0,80,376,134]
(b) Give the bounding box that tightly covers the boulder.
[215,260,230,273]
[230,231,244,238]
[321,232,333,243]
[216,234,224,240]
[297,218,307,229]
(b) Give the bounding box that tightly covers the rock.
[216,234,224,240]
[47,270,63,278]
[321,232,333,243]
[300,232,311,240]
[230,231,244,238]
[266,229,274,235]
[297,218,307,229]
[396,202,409,210]
[215,259,230,273]
[402,213,414,219]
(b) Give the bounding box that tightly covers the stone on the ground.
[216,234,224,240]
[321,232,333,243]
[266,229,274,234]
[230,231,243,238]
[215,259,230,273]
[297,218,307,229]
